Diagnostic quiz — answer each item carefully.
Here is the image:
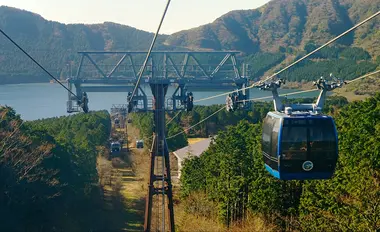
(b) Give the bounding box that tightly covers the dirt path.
[96,123,149,231]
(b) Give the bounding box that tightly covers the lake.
[0,83,321,120]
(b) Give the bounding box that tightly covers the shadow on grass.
[74,186,145,232]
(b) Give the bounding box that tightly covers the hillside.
[0,6,170,84]
[165,0,380,85]
[179,93,380,231]
[0,1,379,86]
[165,0,380,55]
[0,108,114,231]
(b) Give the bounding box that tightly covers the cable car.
[262,112,338,180]
[225,91,249,112]
[136,140,144,149]
[110,141,121,158]
[185,92,194,112]
[258,76,345,180]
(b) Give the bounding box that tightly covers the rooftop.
[173,137,214,161]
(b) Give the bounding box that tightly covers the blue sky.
[0,0,270,34]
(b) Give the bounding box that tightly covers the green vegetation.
[129,112,154,143]
[279,59,377,82]
[0,6,169,84]
[275,44,378,83]
[129,112,188,152]
[299,95,380,231]
[179,93,380,231]
[1,1,380,85]
[242,46,378,85]
[180,121,300,228]
[243,53,285,80]
[304,43,341,59]
[334,73,380,100]
[340,47,371,61]
[168,103,272,138]
[165,0,379,55]
[167,122,188,151]
[0,108,111,231]
[302,44,371,61]
[130,96,345,154]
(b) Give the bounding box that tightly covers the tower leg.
[144,83,175,232]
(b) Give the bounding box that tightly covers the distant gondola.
[110,141,121,159]
[258,76,345,180]
[136,140,144,149]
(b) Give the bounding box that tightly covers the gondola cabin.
[110,141,121,158]
[262,111,338,180]
[136,140,144,149]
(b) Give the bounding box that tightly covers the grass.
[94,121,149,231]
[96,154,145,232]
[173,192,278,232]
[104,122,280,231]
[188,137,207,145]
[332,90,370,102]
[333,73,380,101]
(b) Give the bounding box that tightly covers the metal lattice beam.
[107,54,127,78]
[66,50,249,113]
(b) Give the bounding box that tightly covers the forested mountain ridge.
[165,0,380,55]
[0,6,170,84]
[165,0,380,85]
[0,1,379,85]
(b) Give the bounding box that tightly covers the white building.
[173,137,213,178]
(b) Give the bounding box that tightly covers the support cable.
[166,110,183,126]
[193,10,380,104]
[0,29,79,99]
[130,0,171,100]
[167,106,225,139]
[167,69,380,140]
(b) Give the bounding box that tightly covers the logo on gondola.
[302,161,313,171]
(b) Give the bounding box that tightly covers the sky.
[0,0,270,34]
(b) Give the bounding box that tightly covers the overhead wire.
[345,69,380,84]
[258,10,380,85]
[0,29,79,100]
[238,88,322,103]
[167,106,225,140]
[125,4,172,227]
[167,69,380,140]
[130,0,172,100]
[193,10,380,104]
[166,110,183,126]
[168,10,380,141]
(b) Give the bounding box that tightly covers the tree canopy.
[0,108,111,231]
[180,93,380,231]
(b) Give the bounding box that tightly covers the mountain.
[164,0,380,84]
[0,1,379,85]
[165,0,380,56]
[0,6,170,84]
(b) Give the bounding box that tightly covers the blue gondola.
[262,112,338,180]
[257,76,345,180]
[110,141,121,158]
[136,140,144,149]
